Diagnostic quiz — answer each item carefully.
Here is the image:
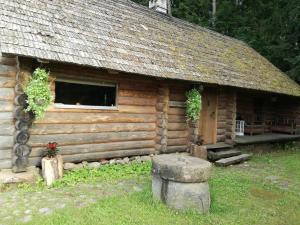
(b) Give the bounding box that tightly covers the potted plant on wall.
[13,67,54,173]
[186,88,207,160]
[42,142,64,186]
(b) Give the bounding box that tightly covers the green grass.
[16,146,300,224]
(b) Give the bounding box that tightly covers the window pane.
[55,81,116,107]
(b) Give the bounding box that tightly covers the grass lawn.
[5,145,300,225]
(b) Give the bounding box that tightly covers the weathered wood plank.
[169,101,186,108]
[29,131,156,147]
[35,112,156,124]
[118,96,156,106]
[30,123,156,135]
[0,124,14,135]
[0,136,14,148]
[0,160,12,169]
[0,88,15,101]
[168,115,186,123]
[167,138,188,146]
[168,107,185,115]
[0,65,17,77]
[168,130,188,138]
[0,100,14,112]
[167,123,187,131]
[119,89,157,99]
[30,140,156,157]
[166,146,187,153]
[0,77,16,88]
[0,149,11,159]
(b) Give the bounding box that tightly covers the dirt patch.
[250,188,280,200]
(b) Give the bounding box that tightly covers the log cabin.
[0,0,299,170]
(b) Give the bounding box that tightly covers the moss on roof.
[0,0,299,96]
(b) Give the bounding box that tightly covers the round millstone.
[152,154,212,183]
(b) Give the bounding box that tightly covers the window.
[54,79,117,109]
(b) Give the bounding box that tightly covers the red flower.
[47,142,57,150]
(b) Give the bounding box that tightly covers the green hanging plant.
[24,68,53,119]
[186,88,202,122]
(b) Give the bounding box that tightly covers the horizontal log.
[29,148,155,166]
[119,83,157,92]
[167,138,188,146]
[0,112,13,121]
[169,93,186,101]
[0,149,11,159]
[35,112,156,124]
[0,88,14,101]
[169,101,186,108]
[168,130,188,138]
[30,123,156,135]
[0,77,15,88]
[0,100,14,112]
[0,135,14,148]
[119,89,157,99]
[0,65,17,77]
[29,131,156,147]
[165,146,187,153]
[0,124,14,135]
[168,115,186,123]
[168,107,185,115]
[47,105,156,114]
[30,140,156,157]
[0,160,12,169]
[118,96,156,106]
[0,56,16,66]
[167,123,187,131]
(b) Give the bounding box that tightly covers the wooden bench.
[271,118,299,135]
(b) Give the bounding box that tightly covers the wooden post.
[12,62,33,173]
[225,90,236,144]
[156,84,169,153]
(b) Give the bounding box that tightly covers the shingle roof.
[1,0,300,96]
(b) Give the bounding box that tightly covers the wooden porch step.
[215,154,252,167]
[204,142,233,151]
[208,149,242,161]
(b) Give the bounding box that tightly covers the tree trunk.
[42,156,64,186]
[212,0,217,27]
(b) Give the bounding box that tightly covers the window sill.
[54,104,118,111]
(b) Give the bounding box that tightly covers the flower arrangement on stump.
[186,88,207,160]
[42,142,63,186]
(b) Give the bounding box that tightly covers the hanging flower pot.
[41,142,63,186]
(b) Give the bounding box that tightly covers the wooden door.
[199,89,218,144]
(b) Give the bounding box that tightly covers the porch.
[234,133,300,145]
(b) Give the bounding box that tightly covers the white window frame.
[54,78,118,110]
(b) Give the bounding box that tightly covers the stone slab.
[215,154,251,166]
[152,175,210,213]
[0,166,40,184]
[208,149,241,161]
[152,154,212,183]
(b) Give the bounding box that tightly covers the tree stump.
[190,143,207,160]
[42,156,64,186]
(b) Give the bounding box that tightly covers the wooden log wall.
[18,61,160,166]
[0,54,17,169]
[217,89,236,144]
[166,85,189,153]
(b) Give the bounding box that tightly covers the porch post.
[225,90,237,144]
[155,84,169,153]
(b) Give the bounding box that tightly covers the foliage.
[132,0,300,84]
[186,88,202,122]
[52,161,151,188]
[23,149,300,225]
[24,68,53,119]
[45,142,59,158]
